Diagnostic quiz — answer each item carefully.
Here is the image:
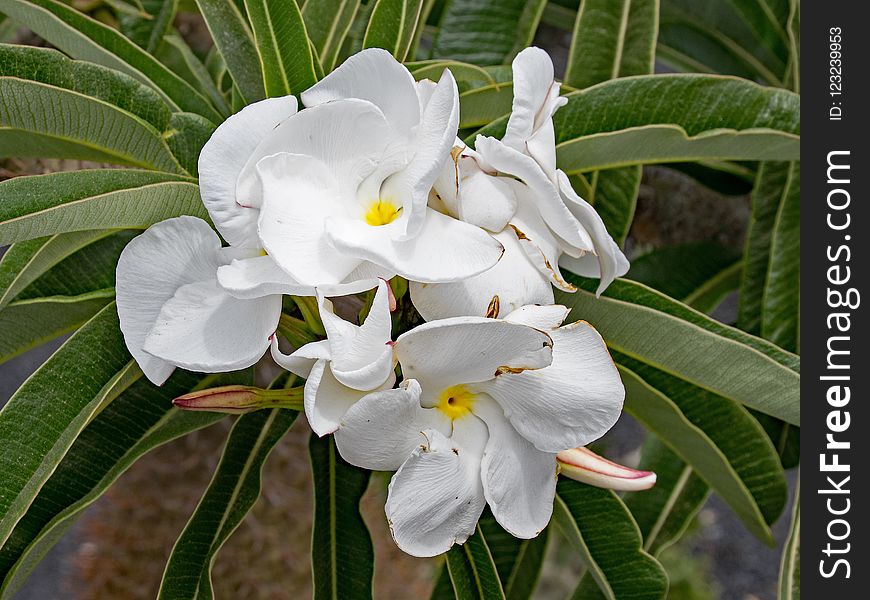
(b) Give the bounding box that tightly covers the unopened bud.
[173,385,303,414]
[557,447,657,492]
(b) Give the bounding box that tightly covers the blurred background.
[0,2,798,599]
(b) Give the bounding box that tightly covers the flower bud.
[173,385,303,414]
[557,447,657,492]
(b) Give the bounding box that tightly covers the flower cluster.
[117,47,635,556]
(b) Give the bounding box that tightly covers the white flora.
[114,46,632,559]
[298,295,626,556]
[411,47,629,321]
[198,48,503,302]
[115,216,281,384]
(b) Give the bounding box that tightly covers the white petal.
[510,182,576,292]
[142,279,281,373]
[301,48,420,136]
[474,395,556,538]
[502,47,566,155]
[270,337,330,379]
[473,321,624,452]
[382,69,459,240]
[325,207,504,284]
[217,254,311,299]
[116,216,225,384]
[456,169,517,232]
[409,229,553,321]
[556,170,630,294]
[502,304,569,330]
[257,152,363,285]
[394,316,553,405]
[416,78,438,112]
[474,136,592,252]
[318,279,395,390]
[237,99,392,210]
[385,417,488,557]
[198,96,298,247]
[304,359,395,436]
[335,379,451,471]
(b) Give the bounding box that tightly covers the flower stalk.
[173,385,304,414]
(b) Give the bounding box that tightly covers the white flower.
[329,303,624,557]
[115,216,282,384]
[198,49,503,300]
[411,48,629,320]
[270,279,396,436]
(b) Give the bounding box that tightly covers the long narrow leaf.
[0,303,136,548]
[303,0,360,72]
[363,0,424,62]
[245,0,318,97]
[554,480,668,600]
[158,408,297,599]
[195,0,265,104]
[0,0,223,121]
[445,526,505,600]
[0,371,245,597]
[617,360,786,543]
[557,276,800,425]
[309,434,374,600]
[0,170,204,244]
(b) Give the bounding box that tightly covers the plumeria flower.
[116,216,281,385]
[330,303,624,557]
[557,447,657,492]
[199,48,503,301]
[270,279,396,436]
[411,48,628,320]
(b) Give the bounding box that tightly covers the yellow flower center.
[436,385,476,420]
[364,200,401,226]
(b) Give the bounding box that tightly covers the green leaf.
[472,75,800,171]
[784,0,799,92]
[309,434,374,600]
[445,526,505,600]
[0,290,114,365]
[656,0,787,86]
[0,303,136,548]
[363,0,424,62]
[627,241,742,312]
[564,0,658,88]
[458,82,514,129]
[195,0,265,104]
[430,0,547,66]
[557,277,800,425]
[154,32,231,116]
[120,0,178,53]
[158,407,297,599]
[0,169,205,244]
[0,78,186,172]
[738,161,800,352]
[475,513,548,600]
[0,0,224,122]
[554,480,668,600]
[616,358,787,543]
[752,411,799,469]
[778,482,800,600]
[623,436,709,556]
[0,43,173,131]
[0,230,110,310]
[563,0,657,247]
[15,230,135,299]
[244,0,319,97]
[163,112,217,177]
[0,370,245,598]
[302,0,360,72]
[0,230,138,362]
